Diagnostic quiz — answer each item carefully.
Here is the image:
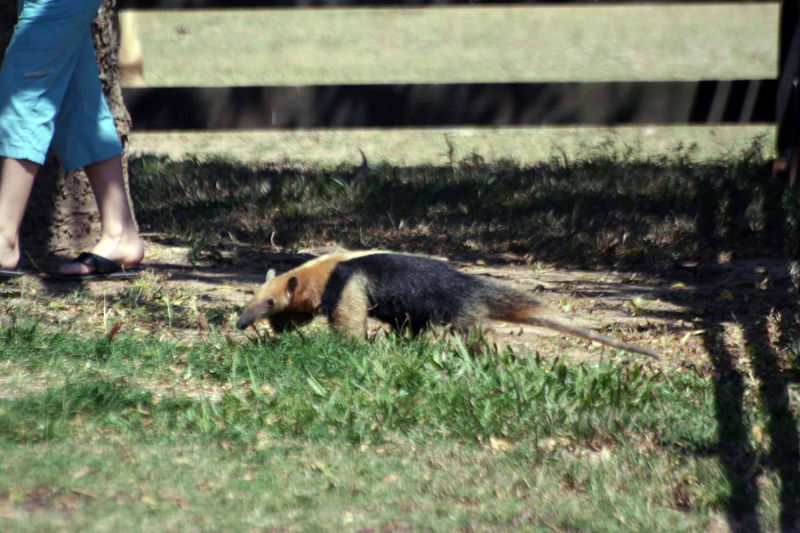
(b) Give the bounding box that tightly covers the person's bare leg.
[57,154,144,275]
[0,157,39,270]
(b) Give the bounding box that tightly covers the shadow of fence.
[129,144,799,268]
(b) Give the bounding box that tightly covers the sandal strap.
[73,252,123,275]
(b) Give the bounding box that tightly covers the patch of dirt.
[9,236,799,367]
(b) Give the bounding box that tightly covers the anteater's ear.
[266,269,276,282]
[287,276,299,294]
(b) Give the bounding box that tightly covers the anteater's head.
[236,269,299,329]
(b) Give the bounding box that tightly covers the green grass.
[0,317,707,444]
[133,5,776,86]
[0,318,786,531]
[128,125,778,169]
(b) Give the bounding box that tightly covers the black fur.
[320,253,491,334]
[268,311,315,333]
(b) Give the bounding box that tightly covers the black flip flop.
[47,252,142,281]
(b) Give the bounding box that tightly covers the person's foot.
[57,233,144,276]
[0,234,20,271]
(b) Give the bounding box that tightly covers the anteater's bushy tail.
[482,282,660,360]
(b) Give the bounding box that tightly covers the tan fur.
[485,296,659,359]
[278,251,377,311]
[329,273,370,336]
[238,251,381,329]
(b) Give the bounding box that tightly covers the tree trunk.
[0,0,132,268]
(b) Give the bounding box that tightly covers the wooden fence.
[118,0,796,168]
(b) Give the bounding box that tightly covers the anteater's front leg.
[268,312,314,333]
[328,274,370,337]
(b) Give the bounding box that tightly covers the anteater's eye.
[266,298,275,308]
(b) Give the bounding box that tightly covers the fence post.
[777,0,800,186]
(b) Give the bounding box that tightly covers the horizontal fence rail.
[117,0,796,169]
[122,80,777,130]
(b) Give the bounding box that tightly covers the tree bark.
[0,0,132,267]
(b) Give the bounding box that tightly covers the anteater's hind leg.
[328,274,370,338]
[450,304,497,352]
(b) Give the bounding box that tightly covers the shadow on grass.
[686,245,800,531]
[697,289,800,531]
[46,144,799,530]
[127,143,800,267]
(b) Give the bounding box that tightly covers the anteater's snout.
[236,309,257,330]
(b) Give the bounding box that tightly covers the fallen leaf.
[752,424,763,444]
[489,436,514,452]
[71,467,92,480]
[680,330,706,345]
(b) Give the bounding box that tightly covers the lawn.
[2,3,799,531]
[0,315,785,531]
[3,141,800,530]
